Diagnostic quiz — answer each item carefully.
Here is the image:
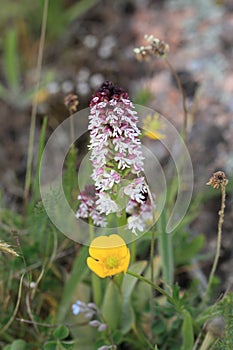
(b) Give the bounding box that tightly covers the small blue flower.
[72,300,98,318]
[72,300,82,315]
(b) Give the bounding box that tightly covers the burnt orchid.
[76,81,153,235]
[76,185,107,227]
[88,81,144,185]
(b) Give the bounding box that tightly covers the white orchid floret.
[96,192,120,215]
[127,215,144,235]
[124,177,147,204]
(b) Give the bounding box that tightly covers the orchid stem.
[89,219,101,306]
[145,183,156,286]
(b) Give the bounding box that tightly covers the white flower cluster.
[76,82,155,235]
[88,97,145,195]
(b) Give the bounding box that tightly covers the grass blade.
[57,246,88,322]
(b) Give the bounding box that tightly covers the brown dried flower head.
[206,171,228,189]
[150,37,169,56]
[205,316,225,338]
[134,46,152,61]
[64,93,79,114]
[134,34,169,61]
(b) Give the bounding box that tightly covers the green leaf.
[91,272,103,307]
[65,0,99,22]
[174,234,205,266]
[101,279,121,330]
[45,340,73,350]
[122,261,147,300]
[60,341,74,350]
[43,341,57,350]
[57,246,89,322]
[157,209,174,287]
[133,88,154,105]
[153,320,166,334]
[172,284,181,301]
[181,311,194,350]
[4,28,20,90]
[63,146,78,205]
[121,303,135,336]
[112,330,124,345]
[135,256,161,311]
[11,340,27,350]
[53,325,69,340]
[76,150,93,192]
[121,261,147,334]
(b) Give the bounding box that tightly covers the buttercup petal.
[87,257,107,278]
[90,234,126,248]
[87,235,130,278]
[89,234,128,260]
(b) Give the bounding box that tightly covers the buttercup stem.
[126,270,176,307]
[204,183,227,302]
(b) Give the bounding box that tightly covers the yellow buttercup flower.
[143,113,165,140]
[87,235,130,278]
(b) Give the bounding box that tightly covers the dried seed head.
[207,171,228,189]
[150,37,169,57]
[64,93,79,114]
[134,35,169,61]
[205,316,225,338]
[134,46,152,61]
